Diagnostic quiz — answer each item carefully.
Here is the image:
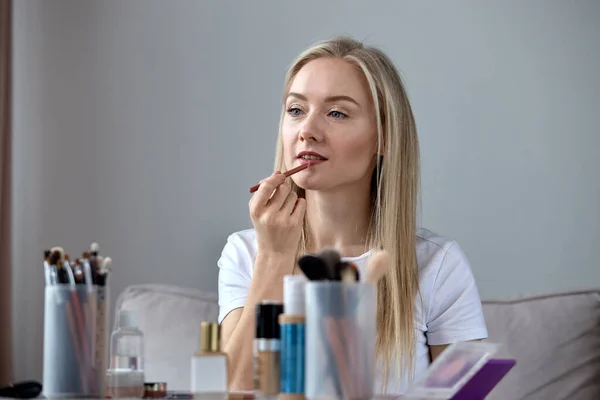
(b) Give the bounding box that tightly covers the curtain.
[0,0,13,385]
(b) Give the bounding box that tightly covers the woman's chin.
[292,177,324,191]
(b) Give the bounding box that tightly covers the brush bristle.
[317,248,342,280]
[340,262,359,283]
[50,246,64,257]
[298,254,328,280]
[365,250,391,284]
[318,248,341,268]
[100,257,112,273]
[49,250,62,266]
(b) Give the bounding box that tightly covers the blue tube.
[280,322,305,394]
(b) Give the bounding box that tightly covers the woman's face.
[281,57,379,192]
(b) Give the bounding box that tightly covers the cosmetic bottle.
[279,276,307,400]
[254,301,284,399]
[190,321,228,400]
[107,310,145,399]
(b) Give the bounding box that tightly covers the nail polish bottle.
[190,322,228,400]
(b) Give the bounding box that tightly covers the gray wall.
[12,0,600,382]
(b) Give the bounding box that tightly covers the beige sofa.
[114,284,600,399]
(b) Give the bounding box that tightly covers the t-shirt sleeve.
[425,241,488,345]
[217,233,253,324]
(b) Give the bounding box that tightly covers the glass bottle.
[107,310,145,398]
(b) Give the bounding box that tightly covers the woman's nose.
[298,114,324,142]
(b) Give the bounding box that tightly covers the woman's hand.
[249,171,306,255]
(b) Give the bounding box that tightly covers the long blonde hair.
[274,36,421,391]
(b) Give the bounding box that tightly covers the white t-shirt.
[217,227,488,395]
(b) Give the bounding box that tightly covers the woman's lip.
[298,158,325,165]
[297,151,327,158]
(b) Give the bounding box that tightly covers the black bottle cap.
[255,301,284,339]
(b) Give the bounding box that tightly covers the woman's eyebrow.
[287,92,360,107]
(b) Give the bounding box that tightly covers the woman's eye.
[287,107,303,117]
[329,110,347,119]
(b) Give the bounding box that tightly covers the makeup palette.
[403,341,514,399]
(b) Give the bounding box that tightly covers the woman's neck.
[304,185,372,258]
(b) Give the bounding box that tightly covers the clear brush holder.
[305,282,376,400]
[42,284,110,399]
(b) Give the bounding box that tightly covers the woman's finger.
[266,178,292,210]
[290,197,306,222]
[280,188,298,214]
[253,173,286,207]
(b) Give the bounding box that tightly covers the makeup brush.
[72,259,84,283]
[365,250,391,284]
[90,242,99,257]
[338,253,386,399]
[249,162,312,193]
[63,258,91,389]
[297,248,345,397]
[317,248,343,280]
[89,243,99,285]
[49,249,70,284]
[308,249,364,397]
[96,257,112,286]
[43,250,55,285]
[100,257,112,274]
[50,246,65,261]
[48,251,60,266]
[297,247,345,281]
[63,254,76,286]
[340,262,360,283]
[297,254,329,281]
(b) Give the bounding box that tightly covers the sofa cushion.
[113,284,219,391]
[482,289,600,400]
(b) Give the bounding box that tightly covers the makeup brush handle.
[324,317,356,398]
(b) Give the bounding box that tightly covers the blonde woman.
[217,35,488,394]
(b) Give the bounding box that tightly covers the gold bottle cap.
[200,321,220,353]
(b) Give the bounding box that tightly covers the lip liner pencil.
[249,162,312,193]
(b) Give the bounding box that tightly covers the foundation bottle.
[254,301,284,400]
[279,276,307,400]
[190,321,228,400]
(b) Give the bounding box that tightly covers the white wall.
[12,0,600,382]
